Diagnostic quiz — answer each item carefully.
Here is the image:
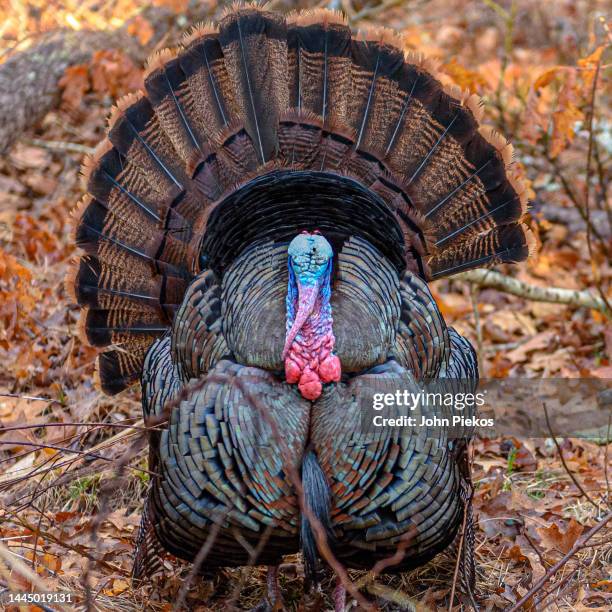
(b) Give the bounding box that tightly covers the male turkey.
[67,4,532,609]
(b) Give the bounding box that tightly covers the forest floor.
[0,1,610,610]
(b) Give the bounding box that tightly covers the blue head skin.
[283,232,333,359]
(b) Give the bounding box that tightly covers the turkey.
[67,4,532,609]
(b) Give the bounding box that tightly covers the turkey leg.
[251,565,286,612]
[333,578,346,612]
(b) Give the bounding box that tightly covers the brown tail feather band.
[67,4,531,393]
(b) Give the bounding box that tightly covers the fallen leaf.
[127,15,154,45]
[506,331,556,363]
[59,64,90,111]
[537,519,583,554]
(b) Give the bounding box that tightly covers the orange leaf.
[153,0,189,11]
[41,553,62,573]
[578,45,605,92]
[536,519,584,554]
[58,64,90,111]
[577,45,605,68]
[103,578,130,595]
[550,99,583,158]
[442,58,486,93]
[127,15,154,46]
[534,67,561,90]
[90,50,143,98]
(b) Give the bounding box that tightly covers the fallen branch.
[0,28,141,154]
[455,268,610,315]
[0,5,208,154]
[23,137,94,155]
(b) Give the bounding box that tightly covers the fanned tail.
[68,3,532,394]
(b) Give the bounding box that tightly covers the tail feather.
[192,124,259,202]
[178,31,236,140]
[73,196,188,270]
[349,30,405,151]
[69,255,184,309]
[300,450,334,582]
[428,223,535,279]
[144,51,202,166]
[68,5,532,394]
[108,93,185,193]
[81,307,168,347]
[287,10,352,123]
[97,344,151,395]
[219,8,288,163]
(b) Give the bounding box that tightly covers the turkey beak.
[282,278,320,359]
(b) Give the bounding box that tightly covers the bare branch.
[455,268,611,315]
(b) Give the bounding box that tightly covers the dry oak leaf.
[549,69,584,158]
[534,66,562,90]
[506,330,556,363]
[550,101,583,158]
[442,58,486,93]
[90,49,143,98]
[578,45,606,92]
[536,518,584,554]
[127,14,154,45]
[58,64,90,111]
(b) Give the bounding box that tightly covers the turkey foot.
[250,566,286,612]
[333,578,346,612]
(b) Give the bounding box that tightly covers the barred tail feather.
[67,4,531,395]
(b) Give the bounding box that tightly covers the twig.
[0,440,158,478]
[592,140,612,231]
[0,420,163,434]
[533,566,580,609]
[518,139,610,252]
[6,505,130,576]
[482,0,517,133]
[481,0,509,20]
[605,415,611,508]
[448,499,470,611]
[454,268,611,315]
[0,392,56,401]
[543,402,602,512]
[505,511,612,612]
[544,151,610,256]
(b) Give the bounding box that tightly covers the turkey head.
[283,232,341,400]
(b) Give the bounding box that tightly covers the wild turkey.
[67,4,532,608]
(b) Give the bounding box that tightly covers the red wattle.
[319,353,341,383]
[298,368,323,400]
[285,358,301,384]
[284,268,340,399]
